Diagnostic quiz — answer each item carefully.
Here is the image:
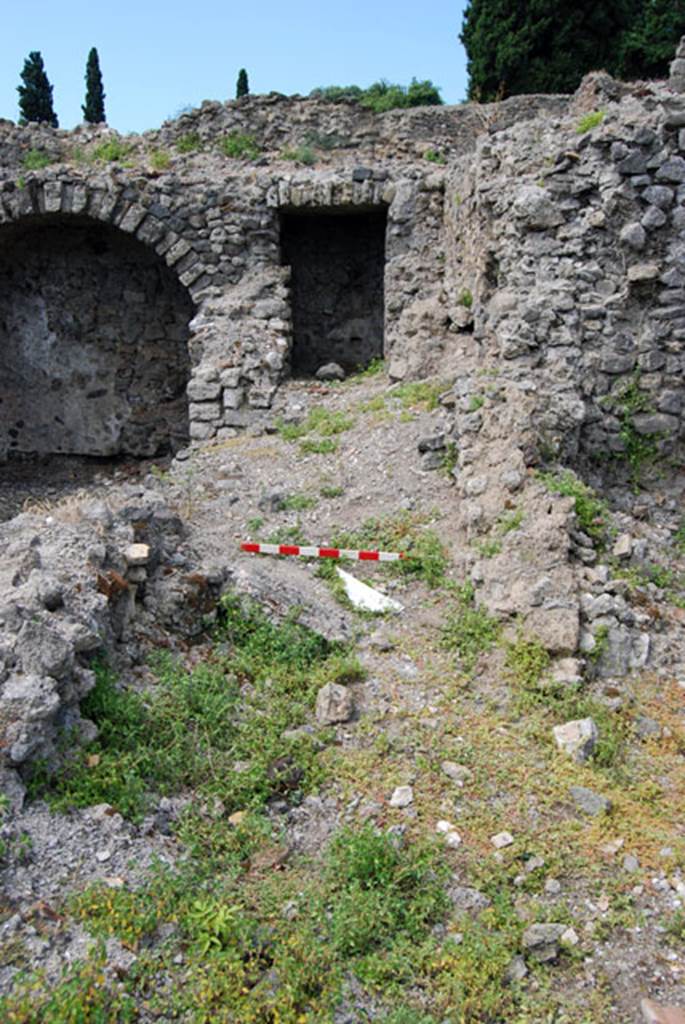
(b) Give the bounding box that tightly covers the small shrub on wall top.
[220,133,261,159]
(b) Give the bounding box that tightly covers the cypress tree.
[82,47,106,124]
[236,68,249,98]
[460,0,642,101]
[17,51,58,127]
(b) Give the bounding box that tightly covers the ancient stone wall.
[0,89,570,456]
[443,72,685,480]
[0,216,192,457]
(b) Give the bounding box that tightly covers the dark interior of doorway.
[280,208,387,376]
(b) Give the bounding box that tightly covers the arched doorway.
[0,215,194,457]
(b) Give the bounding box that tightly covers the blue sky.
[2,1,470,134]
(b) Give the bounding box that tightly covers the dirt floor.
[1,370,684,1023]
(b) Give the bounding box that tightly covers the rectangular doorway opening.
[280,207,387,376]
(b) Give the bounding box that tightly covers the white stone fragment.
[553,717,598,762]
[491,831,514,849]
[124,543,150,566]
[389,785,413,808]
[335,567,403,614]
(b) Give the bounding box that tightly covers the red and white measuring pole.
[240,542,405,562]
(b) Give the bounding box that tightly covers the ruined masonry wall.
[0,91,567,456]
[444,72,685,474]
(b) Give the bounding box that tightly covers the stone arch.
[0,190,199,457]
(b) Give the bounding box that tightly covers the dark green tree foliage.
[460,0,643,101]
[310,78,443,112]
[17,51,58,127]
[236,68,249,98]
[82,47,106,123]
[617,0,685,80]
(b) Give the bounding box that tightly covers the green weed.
[320,484,345,499]
[148,147,171,170]
[176,132,202,153]
[424,148,446,164]
[506,635,551,693]
[29,596,346,821]
[220,132,261,159]
[389,379,449,411]
[474,538,502,558]
[22,148,52,170]
[92,138,131,162]
[327,511,449,589]
[300,437,338,454]
[576,110,605,133]
[538,469,611,547]
[441,582,501,674]
[281,145,316,165]
[459,288,474,308]
[281,493,318,511]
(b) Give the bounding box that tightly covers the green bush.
[22,148,52,170]
[310,78,442,113]
[176,132,202,153]
[281,144,316,165]
[219,132,260,159]
[538,469,611,547]
[92,138,131,163]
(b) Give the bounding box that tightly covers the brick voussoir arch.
[0,172,210,293]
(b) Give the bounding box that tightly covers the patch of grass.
[424,148,446,164]
[441,582,501,674]
[576,109,605,133]
[390,379,449,411]
[219,132,261,159]
[538,469,611,547]
[320,484,345,498]
[246,515,264,534]
[474,538,502,558]
[148,147,171,170]
[281,144,316,165]
[674,518,685,554]
[28,594,347,821]
[458,288,473,308]
[22,148,52,170]
[0,948,137,1022]
[497,507,523,534]
[328,511,449,589]
[666,909,685,943]
[281,493,318,511]
[350,356,385,380]
[277,406,355,449]
[300,437,338,455]
[441,440,458,477]
[92,138,131,162]
[506,634,551,693]
[176,132,202,153]
[468,393,484,411]
[326,825,448,955]
[603,375,662,482]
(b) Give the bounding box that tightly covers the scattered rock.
[569,785,612,816]
[552,718,598,762]
[315,362,345,381]
[315,683,354,725]
[491,831,515,849]
[522,923,567,963]
[389,785,413,808]
[440,761,472,786]
[504,955,529,983]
